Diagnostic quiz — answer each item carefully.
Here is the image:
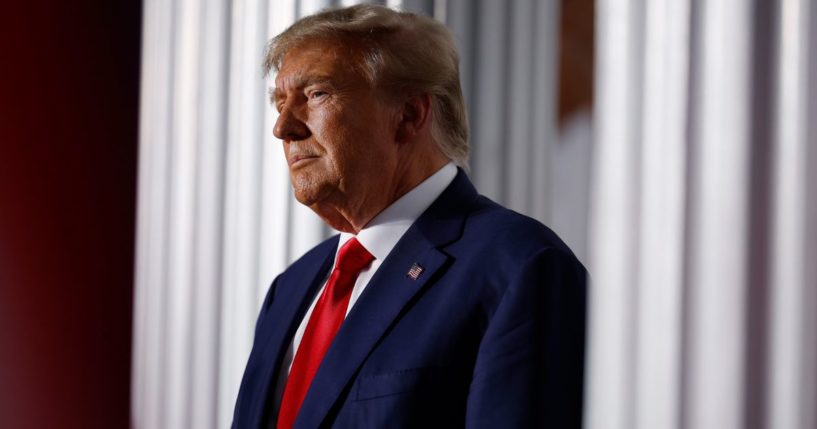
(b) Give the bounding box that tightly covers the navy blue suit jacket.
[233,169,587,428]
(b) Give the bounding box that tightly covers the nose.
[274,103,310,142]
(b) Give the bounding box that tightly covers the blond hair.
[264,4,470,170]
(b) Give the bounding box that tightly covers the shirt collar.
[338,162,458,261]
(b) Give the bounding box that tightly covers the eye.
[309,90,328,100]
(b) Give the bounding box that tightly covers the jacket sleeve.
[465,248,588,428]
[232,275,281,429]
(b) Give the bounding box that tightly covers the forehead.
[274,39,369,90]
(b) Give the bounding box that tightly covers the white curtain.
[587,0,817,429]
[131,1,561,428]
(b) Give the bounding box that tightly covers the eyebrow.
[269,73,335,105]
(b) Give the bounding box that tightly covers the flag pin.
[406,263,424,280]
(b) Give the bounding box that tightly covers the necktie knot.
[335,237,374,273]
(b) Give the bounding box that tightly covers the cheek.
[308,108,330,134]
[310,103,397,172]
[317,115,360,160]
[309,108,348,154]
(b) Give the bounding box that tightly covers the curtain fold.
[588,0,817,428]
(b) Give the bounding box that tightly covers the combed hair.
[264,4,470,170]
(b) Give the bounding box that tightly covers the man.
[233,5,587,428]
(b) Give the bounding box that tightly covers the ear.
[395,93,432,144]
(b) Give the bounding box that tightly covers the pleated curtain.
[587,0,817,428]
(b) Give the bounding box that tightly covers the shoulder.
[462,195,581,264]
[419,169,582,271]
[432,192,588,298]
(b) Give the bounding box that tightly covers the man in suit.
[233,5,587,428]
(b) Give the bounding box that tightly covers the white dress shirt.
[270,162,458,419]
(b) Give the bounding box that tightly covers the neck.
[313,149,448,234]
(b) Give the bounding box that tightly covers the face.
[272,39,401,219]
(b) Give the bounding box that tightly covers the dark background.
[0,1,142,427]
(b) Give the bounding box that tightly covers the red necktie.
[276,237,374,429]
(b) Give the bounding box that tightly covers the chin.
[290,169,341,205]
[292,188,318,207]
[290,174,318,204]
[291,181,332,209]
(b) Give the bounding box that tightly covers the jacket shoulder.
[471,197,577,255]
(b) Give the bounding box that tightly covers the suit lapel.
[248,237,338,429]
[294,169,480,428]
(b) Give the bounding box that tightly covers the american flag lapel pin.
[406,263,424,280]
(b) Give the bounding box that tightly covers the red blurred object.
[0,1,141,428]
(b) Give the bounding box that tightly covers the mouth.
[288,154,319,168]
